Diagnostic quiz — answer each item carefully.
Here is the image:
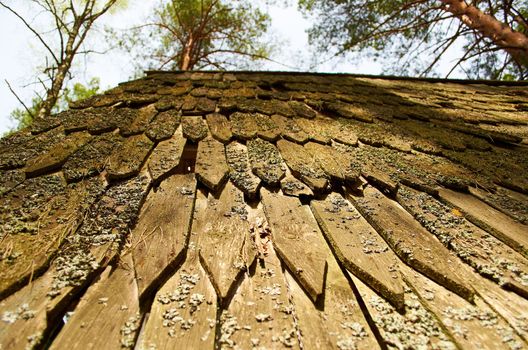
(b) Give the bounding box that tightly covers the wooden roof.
[1,71,528,349]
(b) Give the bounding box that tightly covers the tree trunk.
[180,36,194,70]
[37,21,80,119]
[441,0,528,67]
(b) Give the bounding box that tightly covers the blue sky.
[0,1,385,134]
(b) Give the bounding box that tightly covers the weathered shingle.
[1,71,528,349]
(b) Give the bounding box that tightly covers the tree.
[299,0,528,79]
[0,0,123,120]
[9,78,101,131]
[115,0,273,71]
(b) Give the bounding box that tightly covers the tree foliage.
[9,77,101,131]
[115,0,273,71]
[299,0,528,79]
[0,0,124,119]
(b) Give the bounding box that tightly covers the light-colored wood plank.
[206,113,232,143]
[285,257,380,350]
[107,133,154,180]
[182,116,208,142]
[247,138,286,185]
[350,273,457,350]
[137,249,217,350]
[469,186,528,225]
[471,275,528,342]
[271,114,309,144]
[261,188,327,301]
[195,136,229,192]
[225,141,261,198]
[0,235,119,350]
[402,264,527,350]
[305,142,360,183]
[147,126,187,183]
[220,207,300,349]
[439,188,528,259]
[398,185,528,298]
[230,112,258,140]
[49,253,140,350]
[193,183,257,301]
[276,139,328,193]
[311,193,405,311]
[130,173,196,300]
[348,185,475,302]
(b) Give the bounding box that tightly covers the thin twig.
[4,79,34,118]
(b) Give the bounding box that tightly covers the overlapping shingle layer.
[1,71,528,349]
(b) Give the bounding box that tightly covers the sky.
[0,1,384,134]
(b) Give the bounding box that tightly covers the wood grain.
[137,249,217,350]
[439,188,528,259]
[193,183,257,301]
[147,126,187,183]
[205,113,232,143]
[311,192,405,311]
[130,173,196,300]
[261,188,327,301]
[348,185,475,302]
[195,136,229,192]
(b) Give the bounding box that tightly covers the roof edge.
[144,69,528,87]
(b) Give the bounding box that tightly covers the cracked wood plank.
[247,138,286,185]
[182,116,208,142]
[130,173,196,300]
[220,207,300,349]
[107,133,154,181]
[276,139,328,193]
[402,264,527,350]
[226,141,261,198]
[261,188,327,301]
[24,131,92,177]
[398,185,528,299]
[311,193,404,311]
[147,126,187,183]
[137,249,217,350]
[350,273,457,350]
[206,113,232,143]
[284,255,380,350]
[305,142,360,183]
[438,188,528,259]
[195,136,229,192]
[193,182,257,301]
[347,185,475,302]
[49,253,140,350]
